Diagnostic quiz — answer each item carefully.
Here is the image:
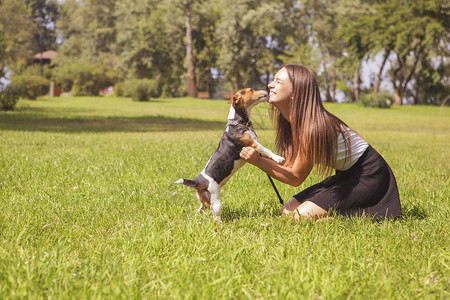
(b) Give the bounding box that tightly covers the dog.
[176,88,285,222]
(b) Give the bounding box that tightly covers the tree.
[184,0,196,97]
[303,0,348,102]
[192,0,223,95]
[55,0,123,95]
[164,0,224,97]
[114,0,168,78]
[23,0,60,77]
[0,0,35,81]
[369,0,448,105]
[55,0,85,60]
[248,0,303,89]
[40,0,448,105]
[216,0,268,91]
[337,0,373,102]
[159,0,195,96]
[25,0,60,53]
[409,46,449,105]
[57,0,117,66]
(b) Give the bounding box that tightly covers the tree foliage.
[53,61,121,96]
[0,0,35,79]
[1,0,448,105]
[25,0,60,53]
[340,0,449,105]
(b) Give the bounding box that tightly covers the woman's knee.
[294,201,328,219]
[281,198,328,222]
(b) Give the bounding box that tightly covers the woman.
[240,64,401,220]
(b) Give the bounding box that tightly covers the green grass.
[1,96,449,299]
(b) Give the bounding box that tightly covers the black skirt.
[293,145,402,219]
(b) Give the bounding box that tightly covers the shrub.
[360,92,393,108]
[16,64,53,80]
[9,75,50,100]
[113,82,125,97]
[124,79,158,101]
[0,87,19,111]
[54,62,121,96]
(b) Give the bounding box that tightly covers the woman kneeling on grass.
[240,64,402,221]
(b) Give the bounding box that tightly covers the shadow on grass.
[221,205,281,222]
[402,204,428,220]
[0,113,226,133]
[222,203,428,222]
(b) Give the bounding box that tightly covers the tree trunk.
[327,50,336,102]
[393,89,403,106]
[391,45,424,105]
[374,49,390,93]
[351,67,361,103]
[234,64,239,91]
[391,54,405,106]
[185,5,196,97]
[322,60,332,102]
[137,65,145,79]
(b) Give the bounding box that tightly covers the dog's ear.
[228,94,242,105]
[228,94,237,104]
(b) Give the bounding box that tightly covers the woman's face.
[268,67,293,105]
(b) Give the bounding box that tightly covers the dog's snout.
[257,90,269,101]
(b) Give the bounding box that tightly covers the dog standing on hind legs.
[176,88,285,223]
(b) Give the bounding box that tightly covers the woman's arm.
[240,146,313,187]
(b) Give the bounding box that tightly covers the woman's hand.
[240,145,313,187]
[240,146,260,164]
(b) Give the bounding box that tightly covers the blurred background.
[0,0,448,105]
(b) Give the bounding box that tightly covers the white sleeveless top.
[334,126,369,171]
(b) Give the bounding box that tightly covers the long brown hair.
[271,64,350,175]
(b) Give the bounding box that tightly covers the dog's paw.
[272,155,285,164]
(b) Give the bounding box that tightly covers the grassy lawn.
[0,96,449,299]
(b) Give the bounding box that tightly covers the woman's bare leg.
[282,198,328,222]
[281,198,302,214]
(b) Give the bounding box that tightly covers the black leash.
[256,154,284,205]
[267,174,284,205]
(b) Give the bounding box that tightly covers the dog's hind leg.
[197,202,207,213]
[210,192,222,223]
[200,171,222,223]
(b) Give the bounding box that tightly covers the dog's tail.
[175,178,198,188]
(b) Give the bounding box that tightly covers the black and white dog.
[176,88,285,222]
